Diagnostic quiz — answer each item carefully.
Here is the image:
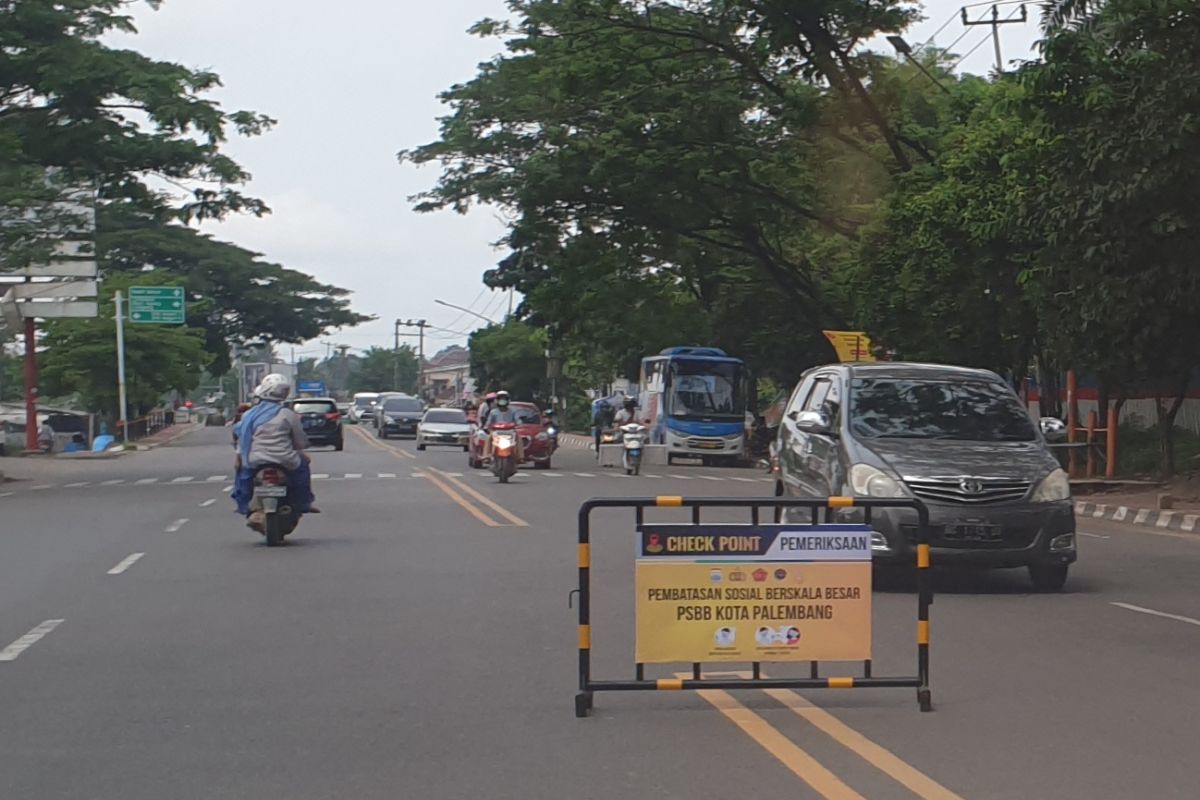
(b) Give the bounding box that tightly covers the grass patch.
[1117,424,1200,478]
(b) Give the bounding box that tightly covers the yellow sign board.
[634,526,872,664]
[822,330,876,362]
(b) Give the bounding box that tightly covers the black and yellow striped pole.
[915,502,933,712]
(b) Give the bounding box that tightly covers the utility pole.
[394,318,428,395]
[114,291,128,444]
[961,3,1027,73]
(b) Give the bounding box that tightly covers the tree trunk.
[1154,375,1189,478]
[1035,353,1062,420]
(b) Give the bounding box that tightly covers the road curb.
[1075,499,1200,535]
[131,423,204,451]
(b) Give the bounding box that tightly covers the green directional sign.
[129,286,185,324]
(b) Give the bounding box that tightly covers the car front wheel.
[1029,564,1069,592]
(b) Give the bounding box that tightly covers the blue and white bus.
[639,347,747,464]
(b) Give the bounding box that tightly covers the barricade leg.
[916,521,933,712]
[575,507,594,718]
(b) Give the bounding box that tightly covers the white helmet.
[254,373,292,401]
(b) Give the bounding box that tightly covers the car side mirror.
[795,410,833,435]
[1039,417,1067,443]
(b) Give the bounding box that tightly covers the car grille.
[686,437,725,450]
[904,478,1031,505]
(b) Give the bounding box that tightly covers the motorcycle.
[251,464,299,546]
[489,422,519,484]
[619,422,648,476]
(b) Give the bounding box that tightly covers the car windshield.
[293,401,336,414]
[849,378,1036,441]
[353,396,377,409]
[668,359,744,419]
[424,410,466,424]
[513,406,542,425]
[384,398,423,413]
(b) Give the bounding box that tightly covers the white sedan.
[416,408,472,451]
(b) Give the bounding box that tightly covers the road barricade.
[573,495,934,717]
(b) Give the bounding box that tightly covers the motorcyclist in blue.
[231,373,318,530]
[591,397,613,458]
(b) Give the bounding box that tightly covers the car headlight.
[848,464,907,498]
[384,416,395,424]
[1031,468,1071,502]
[536,432,549,441]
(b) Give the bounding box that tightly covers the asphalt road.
[1,424,1198,799]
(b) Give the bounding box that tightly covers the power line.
[949,4,1028,72]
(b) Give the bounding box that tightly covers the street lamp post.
[887,36,953,95]
[434,298,498,326]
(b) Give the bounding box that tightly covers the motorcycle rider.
[231,373,318,531]
[614,396,638,427]
[482,390,524,462]
[591,397,614,457]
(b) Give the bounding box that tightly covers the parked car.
[377,395,425,439]
[468,402,554,469]
[773,362,1076,591]
[289,397,344,451]
[417,408,472,451]
[347,392,379,425]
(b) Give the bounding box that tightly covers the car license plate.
[254,485,288,498]
[945,524,1001,542]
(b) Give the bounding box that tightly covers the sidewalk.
[127,421,205,451]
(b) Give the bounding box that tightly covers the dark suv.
[773,363,1076,591]
[377,395,425,439]
[290,397,344,451]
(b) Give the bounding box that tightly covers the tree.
[404,0,936,380]
[851,78,1041,381]
[346,346,418,395]
[97,203,371,374]
[1017,0,1200,475]
[1,0,273,227]
[469,322,546,401]
[39,273,211,416]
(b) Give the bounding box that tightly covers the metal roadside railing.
[572,495,934,717]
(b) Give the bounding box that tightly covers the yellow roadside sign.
[634,525,872,664]
[823,330,876,362]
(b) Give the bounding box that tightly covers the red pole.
[23,317,38,453]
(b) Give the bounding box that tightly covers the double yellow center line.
[350,426,528,527]
[689,671,963,800]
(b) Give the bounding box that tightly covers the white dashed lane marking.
[200,499,217,508]
[136,478,158,485]
[206,475,226,482]
[0,620,65,663]
[107,553,145,575]
[164,518,190,533]
[171,476,194,483]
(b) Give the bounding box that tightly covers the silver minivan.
[773,362,1076,591]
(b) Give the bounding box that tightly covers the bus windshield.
[668,360,744,420]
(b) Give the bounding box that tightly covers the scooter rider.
[614,396,638,427]
[482,390,524,462]
[231,373,319,531]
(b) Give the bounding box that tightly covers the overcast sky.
[117,1,1043,362]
